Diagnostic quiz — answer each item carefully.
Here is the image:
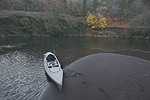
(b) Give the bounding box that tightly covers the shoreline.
[0,26,150,41]
[0,10,149,41]
[1,34,150,41]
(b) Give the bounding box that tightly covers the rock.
[39,53,150,100]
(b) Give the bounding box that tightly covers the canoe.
[43,52,63,90]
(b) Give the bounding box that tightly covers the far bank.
[0,11,150,41]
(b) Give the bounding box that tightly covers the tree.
[44,0,59,16]
[63,0,68,13]
[108,1,119,18]
[129,7,150,36]
[83,0,88,16]
[86,11,107,30]
[69,0,73,10]
[32,0,40,12]
[86,11,96,27]
[68,0,74,14]
[0,0,8,10]
[0,0,3,10]
[117,0,127,23]
[22,0,33,12]
[39,1,45,12]
[93,0,98,13]
[73,0,83,16]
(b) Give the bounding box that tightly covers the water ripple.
[91,47,150,54]
[0,51,47,100]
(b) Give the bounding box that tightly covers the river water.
[0,37,150,100]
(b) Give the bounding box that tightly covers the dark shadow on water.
[45,71,52,82]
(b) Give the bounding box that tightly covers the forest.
[0,0,150,39]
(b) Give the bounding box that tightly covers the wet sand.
[39,53,150,100]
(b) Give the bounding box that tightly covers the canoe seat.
[47,61,59,68]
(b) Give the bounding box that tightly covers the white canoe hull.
[44,52,63,90]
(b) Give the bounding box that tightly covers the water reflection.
[0,37,150,100]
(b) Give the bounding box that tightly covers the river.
[0,37,150,100]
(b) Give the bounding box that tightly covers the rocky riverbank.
[39,53,150,100]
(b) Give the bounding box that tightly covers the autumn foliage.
[86,11,107,30]
[106,17,129,28]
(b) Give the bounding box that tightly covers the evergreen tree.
[69,0,73,13]
[22,0,33,12]
[83,0,88,16]
[63,0,67,13]
[117,0,127,22]
[93,0,98,13]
